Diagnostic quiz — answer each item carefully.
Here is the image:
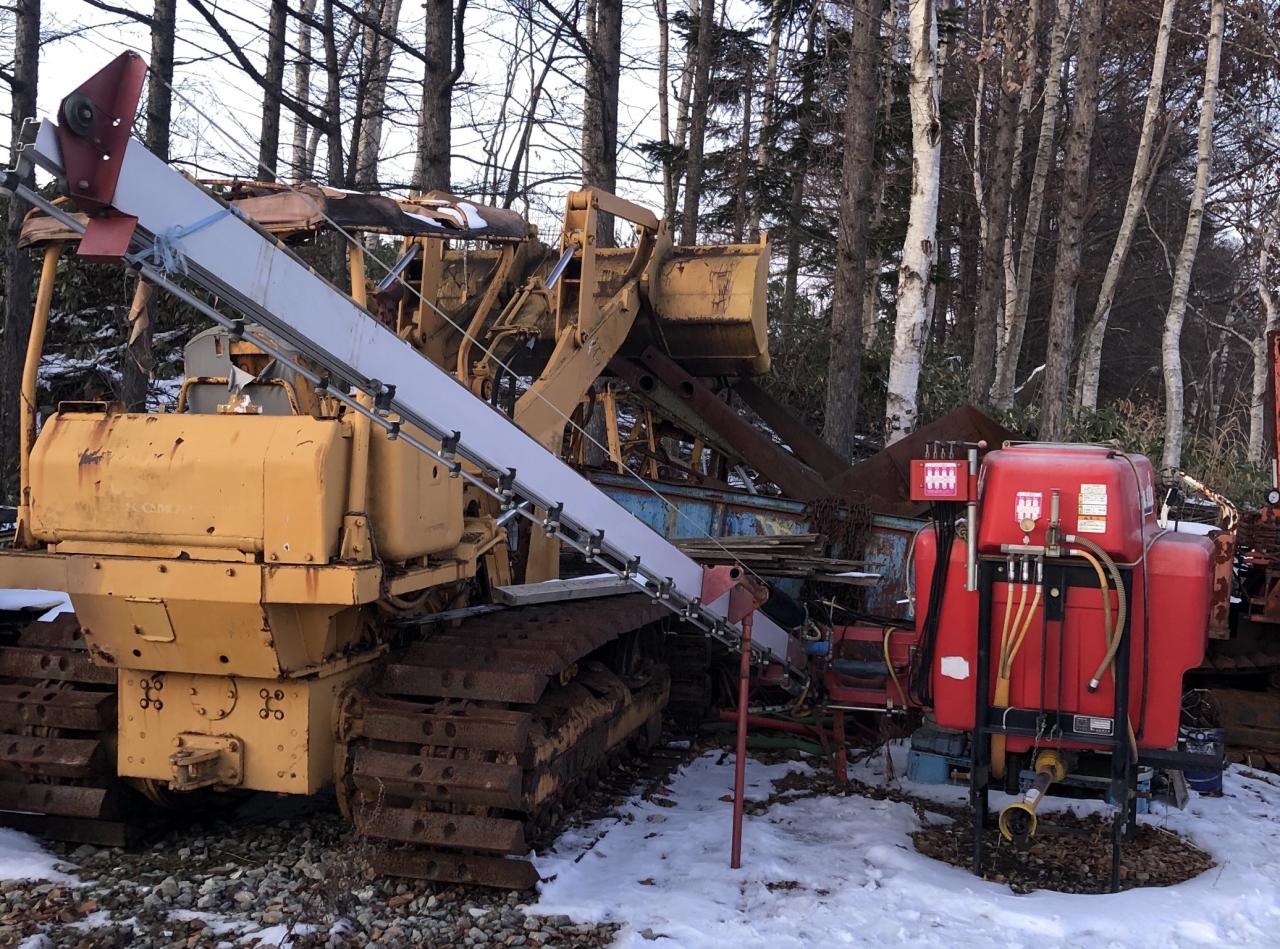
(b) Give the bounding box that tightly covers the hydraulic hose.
[1069,535,1127,692]
[883,626,904,708]
[991,575,1025,781]
[993,563,1042,781]
[1068,545,1113,676]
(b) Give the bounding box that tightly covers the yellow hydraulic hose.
[882,626,903,708]
[993,570,1042,781]
[991,577,1026,780]
[1069,546,1113,676]
[1070,535,1128,691]
[1001,581,1043,680]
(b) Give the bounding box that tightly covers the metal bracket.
[169,733,243,790]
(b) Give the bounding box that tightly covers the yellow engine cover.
[28,408,349,564]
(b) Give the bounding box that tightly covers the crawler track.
[338,594,672,889]
[0,613,143,846]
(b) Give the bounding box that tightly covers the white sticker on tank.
[940,656,970,680]
[1079,483,1108,516]
[1015,491,1042,523]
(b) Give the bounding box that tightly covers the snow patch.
[0,828,75,884]
[533,748,1280,948]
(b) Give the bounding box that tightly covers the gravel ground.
[0,792,625,949]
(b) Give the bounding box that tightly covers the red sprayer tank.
[919,445,1214,752]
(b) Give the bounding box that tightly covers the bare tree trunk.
[992,0,1069,410]
[412,0,467,192]
[823,0,882,461]
[679,0,716,244]
[732,80,753,243]
[1162,0,1224,471]
[885,0,941,444]
[780,15,818,326]
[1249,210,1278,464]
[748,0,783,240]
[1001,0,1040,330]
[146,0,176,162]
[1077,0,1177,411]
[354,0,405,189]
[1039,0,1105,441]
[581,0,622,244]
[319,0,346,187]
[291,0,319,180]
[969,2,1023,407]
[654,0,675,220]
[258,0,288,181]
[120,0,176,413]
[2,0,40,488]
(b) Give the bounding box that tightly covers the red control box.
[909,459,972,502]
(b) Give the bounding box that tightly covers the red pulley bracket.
[55,51,147,210]
[54,51,147,261]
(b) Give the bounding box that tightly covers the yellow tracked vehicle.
[0,57,780,888]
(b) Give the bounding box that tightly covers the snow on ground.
[0,589,74,621]
[0,830,74,885]
[532,745,1280,948]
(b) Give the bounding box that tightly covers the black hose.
[909,502,958,705]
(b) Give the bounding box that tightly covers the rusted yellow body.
[4,185,770,801]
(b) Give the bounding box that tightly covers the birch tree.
[1161,0,1225,471]
[1039,0,1104,440]
[991,0,1068,411]
[1076,0,1177,412]
[885,0,941,444]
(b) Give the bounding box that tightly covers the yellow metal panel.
[62,558,381,678]
[640,241,771,376]
[117,662,374,794]
[366,421,464,562]
[28,411,349,564]
[0,550,68,591]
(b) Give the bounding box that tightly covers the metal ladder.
[8,108,805,680]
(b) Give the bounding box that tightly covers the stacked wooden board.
[673,533,879,585]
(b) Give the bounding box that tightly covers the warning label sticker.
[1078,482,1108,533]
[1014,491,1042,524]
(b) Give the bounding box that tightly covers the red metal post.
[730,610,753,870]
[832,709,848,785]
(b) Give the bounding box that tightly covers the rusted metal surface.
[341,597,671,888]
[0,684,113,730]
[371,848,541,890]
[1209,530,1235,640]
[0,615,145,844]
[825,406,1015,516]
[630,347,828,500]
[0,646,116,685]
[356,699,531,752]
[731,378,850,481]
[1210,688,1280,768]
[0,782,112,819]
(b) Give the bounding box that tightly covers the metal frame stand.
[969,558,1138,893]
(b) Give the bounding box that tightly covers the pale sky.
[22,0,741,237]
